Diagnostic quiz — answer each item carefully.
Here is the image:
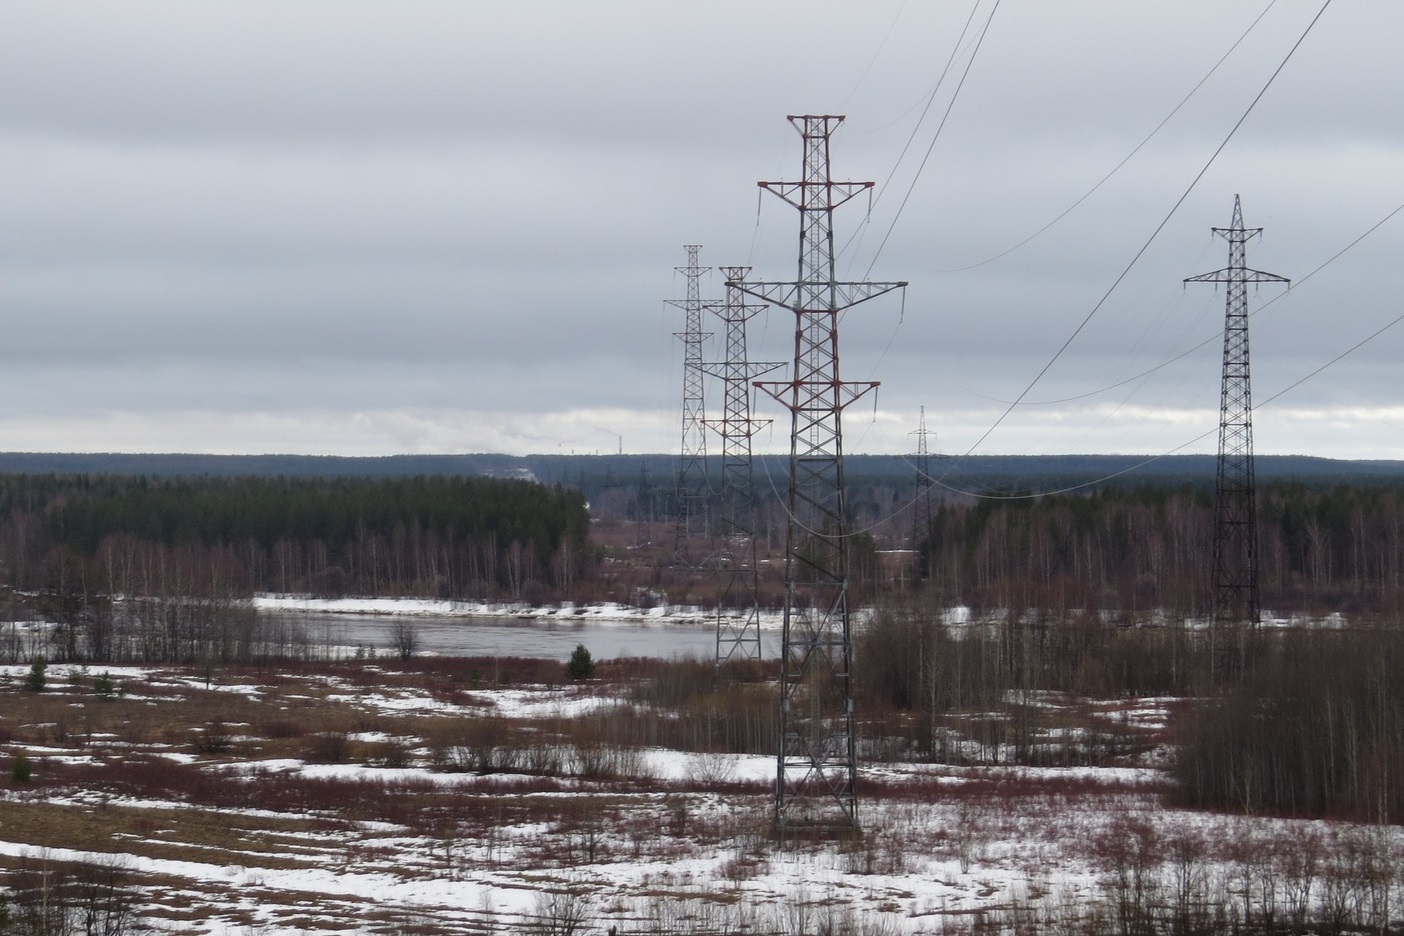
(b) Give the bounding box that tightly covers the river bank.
[252,594,787,629]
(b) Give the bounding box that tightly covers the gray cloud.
[0,1,1400,459]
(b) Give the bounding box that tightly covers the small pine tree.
[25,657,46,693]
[11,754,31,784]
[566,644,594,681]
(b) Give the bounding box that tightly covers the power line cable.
[842,0,911,109]
[930,287,1404,502]
[868,0,984,208]
[1256,309,1404,413]
[763,2,1343,522]
[919,104,1404,503]
[851,0,1274,434]
[837,0,986,271]
[919,430,1217,501]
[777,263,1404,521]
[974,194,1404,408]
[861,0,1002,279]
[930,0,1281,274]
[842,0,999,447]
[953,0,1333,465]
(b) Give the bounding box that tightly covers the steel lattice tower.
[736,115,907,832]
[703,267,784,664]
[1185,196,1288,636]
[909,407,936,580]
[669,246,712,568]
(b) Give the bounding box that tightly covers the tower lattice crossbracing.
[669,246,711,569]
[736,115,906,832]
[702,267,783,664]
[909,407,936,581]
[1185,195,1289,656]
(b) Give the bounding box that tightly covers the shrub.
[261,719,305,740]
[6,854,141,936]
[1171,628,1404,821]
[363,739,413,769]
[191,722,233,755]
[306,731,351,764]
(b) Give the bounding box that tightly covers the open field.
[1,653,1400,936]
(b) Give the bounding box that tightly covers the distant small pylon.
[909,407,936,580]
[702,266,783,664]
[668,246,711,569]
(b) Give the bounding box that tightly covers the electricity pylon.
[1185,195,1289,653]
[735,115,907,832]
[703,267,784,664]
[669,246,711,569]
[909,407,936,581]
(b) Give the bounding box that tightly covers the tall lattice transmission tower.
[704,267,783,664]
[669,246,712,569]
[736,115,907,832]
[1185,196,1288,646]
[909,407,936,579]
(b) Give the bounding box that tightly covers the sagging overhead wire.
[918,299,1398,505]
[931,0,1282,274]
[953,0,1334,467]
[926,276,1404,504]
[919,191,1404,502]
[851,0,1281,446]
[773,249,1402,524]
[755,437,933,539]
[868,1,984,209]
[976,195,1404,409]
[915,430,1218,502]
[861,0,1003,281]
[840,0,1000,424]
[1256,310,1404,414]
[836,0,987,271]
[841,0,911,110]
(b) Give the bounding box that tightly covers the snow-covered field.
[1,643,1399,934]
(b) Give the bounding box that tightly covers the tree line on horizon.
[0,473,590,663]
[9,472,1404,633]
[913,480,1404,618]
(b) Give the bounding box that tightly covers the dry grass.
[0,800,347,869]
[0,657,1205,935]
[2,655,1397,936]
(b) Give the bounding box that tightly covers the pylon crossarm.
[753,379,878,410]
[732,281,907,313]
[1183,269,1291,285]
[700,359,784,382]
[758,179,874,212]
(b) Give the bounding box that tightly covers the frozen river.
[264,610,776,662]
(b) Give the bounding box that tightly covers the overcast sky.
[1,1,1402,461]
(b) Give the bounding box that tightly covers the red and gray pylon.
[735,115,906,832]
